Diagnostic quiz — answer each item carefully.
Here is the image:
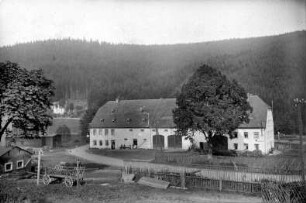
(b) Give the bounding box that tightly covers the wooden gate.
[168,135,182,148]
[153,135,164,149]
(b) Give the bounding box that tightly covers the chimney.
[115,97,120,103]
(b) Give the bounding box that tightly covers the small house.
[0,146,32,173]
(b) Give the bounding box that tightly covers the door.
[111,140,115,149]
[153,135,164,149]
[133,139,138,148]
[168,135,182,148]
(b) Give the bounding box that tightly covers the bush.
[212,149,238,157]
[239,150,263,157]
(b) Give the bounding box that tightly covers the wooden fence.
[124,160,305,183]
[154,152,306,173]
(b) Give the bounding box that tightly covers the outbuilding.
[0,146,32,173]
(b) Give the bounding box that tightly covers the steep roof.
[239,94,271,128]
[44,118,81,137]
[90,95,270,129]
[90,98,177,128]
[0,146,32,157]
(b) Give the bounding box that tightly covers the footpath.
[68,145,124,167]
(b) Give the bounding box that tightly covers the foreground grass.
[0,179,261,203]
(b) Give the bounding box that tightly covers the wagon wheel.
[64,176,74,187]
[42,175,51,185]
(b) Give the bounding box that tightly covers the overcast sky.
[0,0,305,46]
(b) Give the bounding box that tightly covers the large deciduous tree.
[0,61,54,140]
[173,65,252,151]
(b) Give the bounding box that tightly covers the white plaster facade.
[89,127,178,149]
[182,131,206,150]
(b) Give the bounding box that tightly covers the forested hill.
[0,31,305,133]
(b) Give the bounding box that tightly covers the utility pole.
[37,149,42,185]
[294,98,305,182]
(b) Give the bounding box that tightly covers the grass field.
[87,148,157,161]
[0,179,262,203]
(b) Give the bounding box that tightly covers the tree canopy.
[0,61,54,140]
[0,31,305,134]
[173,65,252,150]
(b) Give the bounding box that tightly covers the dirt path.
[69,145,124,167]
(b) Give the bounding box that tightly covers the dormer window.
[140,107,144,112]
[111,109,116,113]
[112,118,116,122]
[100,119,104,122]
[126,118,132,123]
[142,118,147,122]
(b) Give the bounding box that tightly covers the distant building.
[87,95,275,154]
[0,146,32,173]
[5,118,82,149]
[41,118,82,148]
[51,101,65,115]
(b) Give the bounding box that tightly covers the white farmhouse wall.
[182,131,206,150]
[89,127,177,149]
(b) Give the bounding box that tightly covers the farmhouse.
[89,95,274,154]
[0,146,32,173]
[89,98,179,149]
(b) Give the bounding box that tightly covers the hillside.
[0,31,305,133]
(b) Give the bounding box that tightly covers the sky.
[0,0,305,46]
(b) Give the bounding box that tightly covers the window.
[105,140,109,146]
[141,129,144,132]
[129,129,133,132]
[234,143,238,150]
[255,144,259,150]
[152,129,156,132]
[111,129,115,135]
[254,132,259,139]
[232,132,238,138]
[244,144,248,150]
[93,140,97,146]
[94,129,98,136]
[17,160,24,169]
[244,132,248,139]
[99,140,103,146]
[4,162,13,172]
[105,129,109,135]
[99,129,103,135]
[164,129,168,132]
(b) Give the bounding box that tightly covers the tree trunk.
[0,117,13,141]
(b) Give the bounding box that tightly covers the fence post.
[180,170,186,189]
[219,179,222,192]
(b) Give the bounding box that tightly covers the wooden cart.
[42,165,85,187]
